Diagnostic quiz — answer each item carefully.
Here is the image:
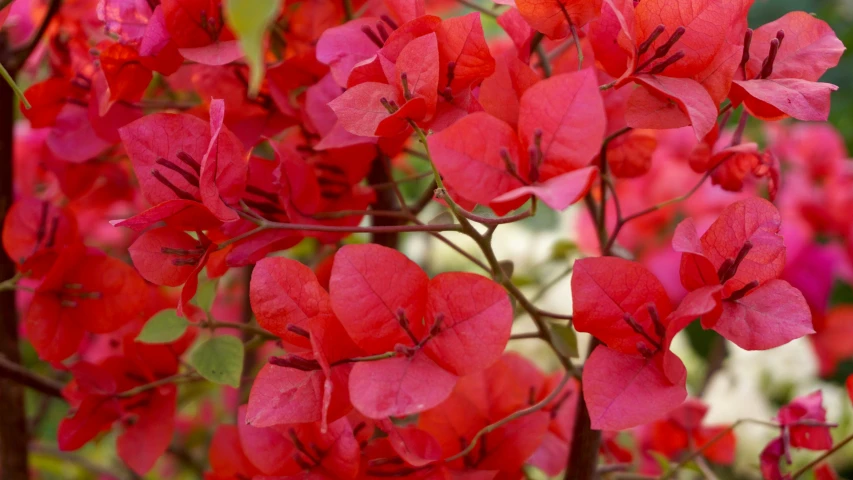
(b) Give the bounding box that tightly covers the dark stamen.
[380,97,397,113]
[171,258,200,266]
[35,201,49,246]
[400,72,412,100]
[623,313,661,350]
[286,324,311,338]
[175,151,201,175]
[270,355,322,371]
[759,31,784,79]
[313,162,347,176]
[637,24,666,56]
[156,157,199,187]
[241,199,286,216]
[728,280,760,301]
[739,29,753,70]
[361,25,384,48]
[635,26,686,73]
[637,342,654,358]
[648,50,685,74]
[647,304,665,340]
[152,170,196,200]
[446,61,457,87]
[380,14,398,30]
[397,308,419,345]
[45,216,60,248]
[718,240,753,283]
[376,22,389,43]
[245,185,280,203]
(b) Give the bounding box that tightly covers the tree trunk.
[0,67,30,480]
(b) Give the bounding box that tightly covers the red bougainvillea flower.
[759,391,835,480]
[246,257,361,428]
[326,13,494,139]
[127,226,216,319]
[25,244,147,362]
[417,354,560,474]
[672,197,813,350]
[58,339,192,474]
[513,0,602,40]
[330,244,513,419]
[636,399,736,474]
[232,405,361,478]
[429,69,603,214]
[590,0,753,139]
[572,256,724,430]
[2,197,79,278]
[730,12,845,122]
[689,129,779,199]
[116,98,248,231]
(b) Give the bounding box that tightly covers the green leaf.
[830,280,853,307]
[137,309,188,344]
[550,239,577,260]
[551,323,579,359]
[225,0,281,96]
[192,277,219,312]
[650,451,671,475]
[522,465,550,480]
[190,336,244,388]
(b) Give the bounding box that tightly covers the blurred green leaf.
[190,336,244,388]
[137,309,188,344]
[225,0,281,96]
[830,280,853,307]
[551,323,579,359]
[193,277,219,312]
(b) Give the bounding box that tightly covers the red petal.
[583,347,686,431]
[435,13,496,92]
[716,280,813,350]
[329,244,429,352]
[250,257,332,349]
[628,75,717,140]
[246,363,324,427]
[518,69,606,178]
[428,112,526,210]
[349,351,456,419]
[423,272,513,376]
[129,227,203,287]
[571,257,672,355]
[491,165,597,211]
[117,385,176,474]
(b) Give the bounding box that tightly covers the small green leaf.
[225,0,281,96]
[137,309,188,344]
[522,465,550,480]
[830,280,853,307]
[190,336,244,388]
[550,239,577,260]
[551,323,579,359]
[193,277,219,312]
[649,451,671,475]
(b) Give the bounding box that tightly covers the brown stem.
[566,337,602,480]
[0,355,65,399]
[0,55,30,480]
[367,155,402,248]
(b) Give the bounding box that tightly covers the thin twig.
[445,372,572,462]
[0,355,64,398]
[790,432,853,479]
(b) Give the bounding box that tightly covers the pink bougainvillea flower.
[672,197,813,350]
[730,12,845,122]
